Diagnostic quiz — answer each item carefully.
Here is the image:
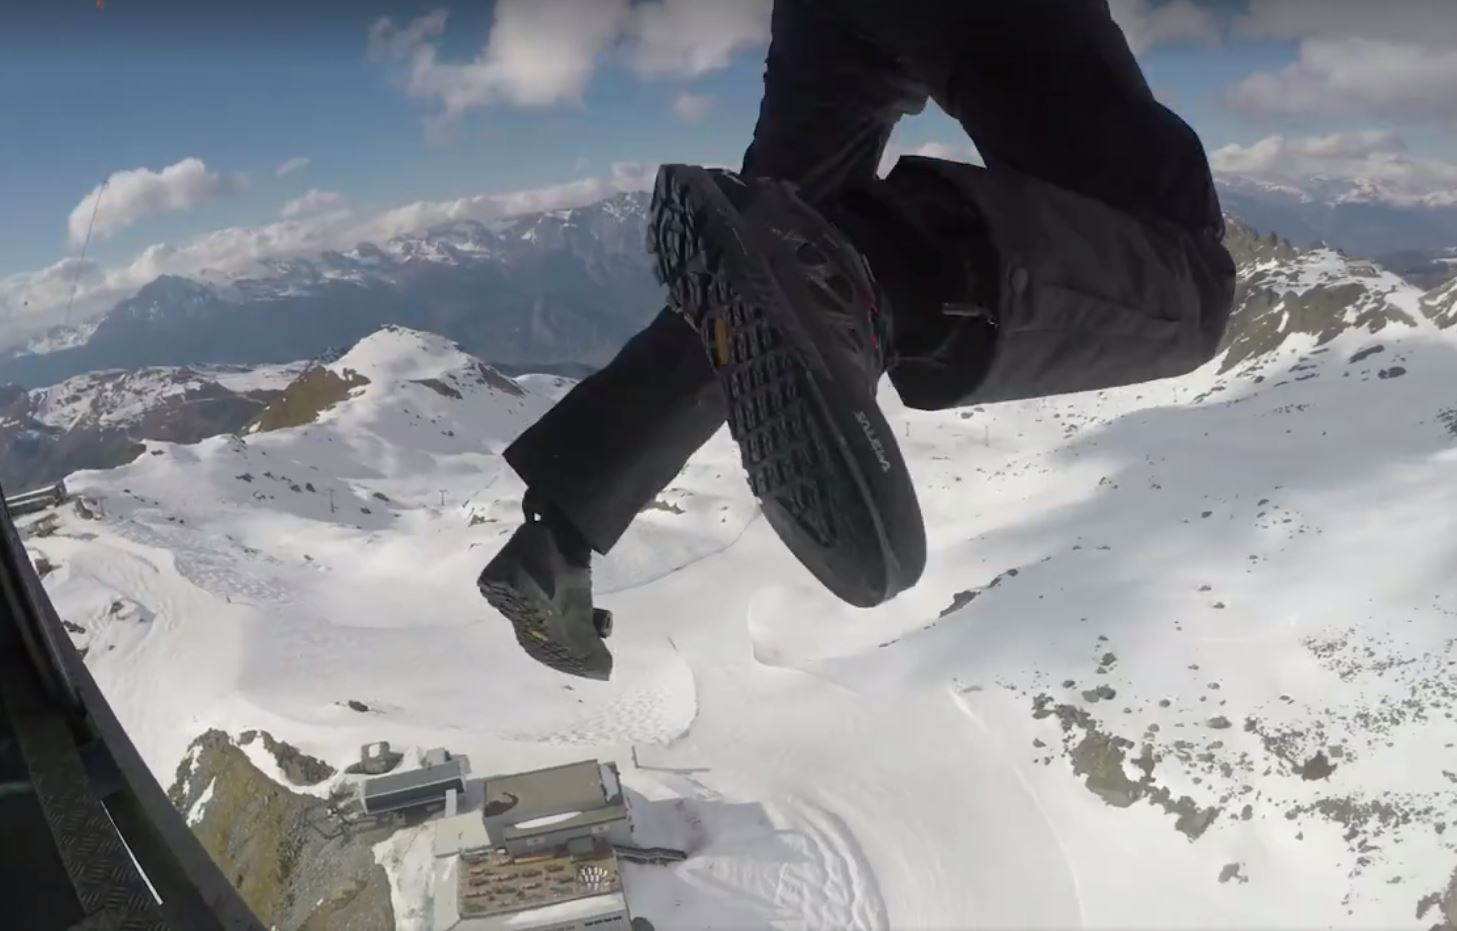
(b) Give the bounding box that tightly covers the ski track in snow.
[108,516,297,605]
[25,323,1457,930]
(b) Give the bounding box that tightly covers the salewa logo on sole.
[855,410,893,473]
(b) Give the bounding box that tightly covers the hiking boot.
[478,495,614,680]
[648,164,926,607]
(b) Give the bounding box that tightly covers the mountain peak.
[1216,214,1430,373]
[329,326,474,383]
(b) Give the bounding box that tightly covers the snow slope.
[24,322,1457,930]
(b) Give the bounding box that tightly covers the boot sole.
[479,529,613,681]
[648,165,925,606]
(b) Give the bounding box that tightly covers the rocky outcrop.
[0,367,281,490]
[169,729,396,931]
[246,366,370,433]
[238,728,337,786]
[1216,216,1424,373]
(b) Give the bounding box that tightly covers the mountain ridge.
[0,192,658,389]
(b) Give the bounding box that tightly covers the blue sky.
[4,0,1457,339]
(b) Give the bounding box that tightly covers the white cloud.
[1107,0,1222,55]
[370,0,768,135]
[670,91,712,124]
[371,1,630,134]
[280,189,350,219]
[367,8,448,60]
[1226,3,1457,124]
[275,156,311,177]
[359,161,656,241]
[66,158,240,246]
[626,0,771,77]
[1210,130,1457,208]
[1232,1,1457,45]
[1224,37,1457,124]
[3,162,662,349]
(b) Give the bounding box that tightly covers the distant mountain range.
[7,179,1457,393]
[1214,172,1457,280]
[6,204,1456,497]
[0,363,304,493]
[0,192,660,389]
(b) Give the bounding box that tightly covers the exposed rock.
[642,498,685,515]
[412,377,462,399]
[237,729,336,786]
[169,730,396,931]
[1297,750,1337,781]
[938,567,1020,618]
[1417,863,1457,930]
[29,550,56,578]
[1219,862,1248,885]
[1031,693,1220,840]
[248,366,371,433]
[296,868,397,931]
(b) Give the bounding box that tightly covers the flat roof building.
[430,758,637,931]
[362,755,468,816]
[433,844,630,931]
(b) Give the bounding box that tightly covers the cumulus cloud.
[280,188,350,219]
[3,162,661,348]
[275,156,311,177]
[360,161,655,240]
[670,91,712,123]
[1225,2,1457,124]
[1232,1,1457,46]
[1210,130,1457,207]
[0,257,112,339]
[1107,0,1222,55]
[66,157,240,246]
[367,7,448,60]
[370,0,769,135]
[370,1,630,135]
[626,0,771,76]
[1224,38,1457,123]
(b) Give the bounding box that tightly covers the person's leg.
[504,0,926,556]
[486,0,931,677]
[835,0,1237,410]
[502,305,721,555]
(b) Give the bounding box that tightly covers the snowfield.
[23,321,1457,930]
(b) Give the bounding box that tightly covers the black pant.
[505,0,1237,555]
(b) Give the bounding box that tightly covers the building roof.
[460,891,627,931]
[363,757,466,802]
[481,760,612,821]
[501,803,627,842]
[434,812,494,859]
[452,845,624,925]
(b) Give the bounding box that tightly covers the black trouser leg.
[834,0,1237,409]
[503,0,923,555]
[504,306,721,555]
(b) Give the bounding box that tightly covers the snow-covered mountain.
[0,361,304,493]
[19,237,1457,931]
[0,192,658,389]
[1215,172,1457,261]
[1215,214,1443,376]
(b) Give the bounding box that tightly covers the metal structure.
[0,478,265,930]
[4,480,68,517]
[361,756,468,816]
